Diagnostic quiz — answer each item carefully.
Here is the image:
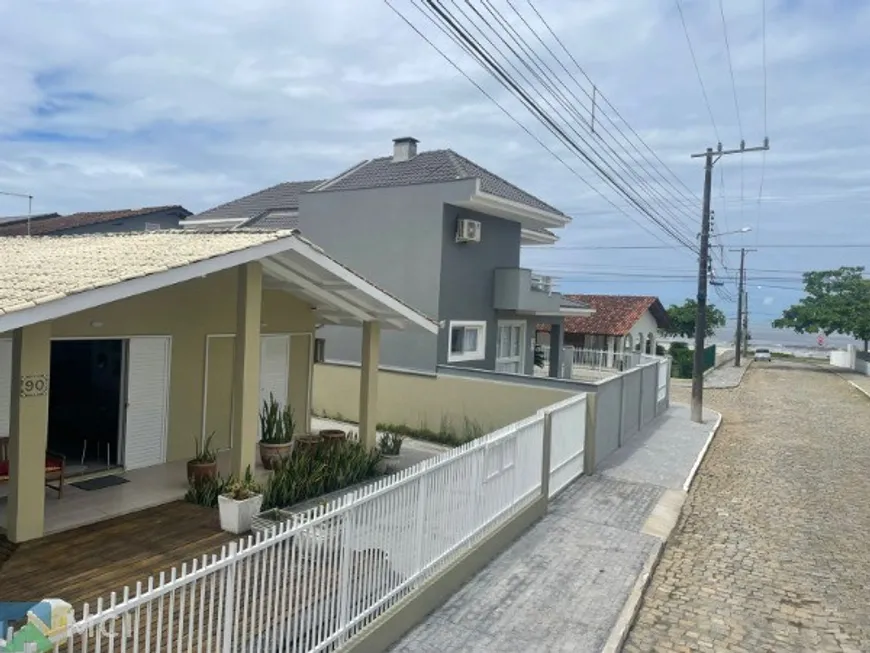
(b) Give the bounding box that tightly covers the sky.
[1,0,868,340]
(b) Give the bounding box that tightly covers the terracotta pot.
[259,441,293,470]
[294,434,323,454]
[319,429,347,445]
[187,460,218,483]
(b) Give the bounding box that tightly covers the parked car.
[754,347,772,362]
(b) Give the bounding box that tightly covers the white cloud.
[0,0,867,323]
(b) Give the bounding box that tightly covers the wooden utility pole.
[731,247,757,367]
[690,140,769,423]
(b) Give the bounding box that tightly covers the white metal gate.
[546,394,587,497]
[124,337,171,470]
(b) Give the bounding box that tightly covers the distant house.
[181,181,326,231]
[538,294,669,356]
[0,206,191,236]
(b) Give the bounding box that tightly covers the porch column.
[231,262,262,476]
[7,322,51,543]
[548,322,564,378]
[606,336,615,368]
[359,321,381,450]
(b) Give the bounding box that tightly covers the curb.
[683,411,723,492]
[601,541,665,653]
[847,380,870,400]
[600,411,724,653]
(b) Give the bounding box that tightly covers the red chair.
[0,436,66,498]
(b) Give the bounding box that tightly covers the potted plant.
[319,428,347,446]
[379,431,403,459]
[187,432,218,483]
[218,467,263,534]
[259,394,294,470]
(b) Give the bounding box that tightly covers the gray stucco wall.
[297,180,476,372]
[55,210,188,235]
[438,206,535,373]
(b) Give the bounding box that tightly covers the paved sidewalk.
[841,371,870,398]
[389,404,719,653]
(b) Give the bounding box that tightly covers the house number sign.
[20,374,49,397]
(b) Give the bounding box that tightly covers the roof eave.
[520,227,559,246]
[464,189,570,229]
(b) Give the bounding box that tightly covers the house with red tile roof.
[538,294,669,362]
[0,205,191,236]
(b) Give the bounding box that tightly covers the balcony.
[493,268,564,316]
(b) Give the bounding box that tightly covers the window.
[495,321,526,373]
[448,321,486,362]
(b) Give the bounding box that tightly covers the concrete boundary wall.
[313,360,669,475]
[312,361,577,433]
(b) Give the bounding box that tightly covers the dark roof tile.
[192,180,325,222]
[315,149,565,216]
[0,206,189,236]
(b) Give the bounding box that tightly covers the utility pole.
[742,288,750,356]
[689,140,769,423]
[731,247,757,367]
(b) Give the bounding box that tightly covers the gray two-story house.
[187,137,590,376]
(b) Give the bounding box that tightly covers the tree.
[660,299,726,339]
[772,266,870,351]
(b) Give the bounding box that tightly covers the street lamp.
[712,226,752,238]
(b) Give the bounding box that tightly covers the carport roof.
[0,230,439,334]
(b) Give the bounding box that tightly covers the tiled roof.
[0,206,189,236]
[0,231,438,330]
[239,210,300,230]
[192,180,325,222]
[0,231,290,316]
[315,149,566,217]
[539,295,668,336]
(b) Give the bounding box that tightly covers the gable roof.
[191,180,326,223]
[313,149,566,217]
[0,230,438,335]
[0,206,190,236]
[539,295,669,336]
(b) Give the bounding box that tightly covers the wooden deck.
[0,501,236,608]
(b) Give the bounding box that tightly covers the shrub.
[260,440,382,511]
[185,474,230,507]
[260,393,294,444]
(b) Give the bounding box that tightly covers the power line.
[543,242,870,250]
[519,0,703,207]
[674,0,720,142]
[408,0,699,251]
[383,0,676,251]
[454,0,699,234]
[718,0,744,139]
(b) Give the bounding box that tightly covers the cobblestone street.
[625,361,870,652]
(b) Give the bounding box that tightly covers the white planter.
[218,494,263,534]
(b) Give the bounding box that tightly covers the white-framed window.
[448,320,486,362]
[495,320,526,373]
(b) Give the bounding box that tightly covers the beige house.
[0,231,437,543]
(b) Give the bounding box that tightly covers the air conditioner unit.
[455,218,481,243]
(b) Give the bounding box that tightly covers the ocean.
[709,324,864,358]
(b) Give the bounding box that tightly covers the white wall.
[629,310,660,351]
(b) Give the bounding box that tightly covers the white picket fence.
[25,393,588,653]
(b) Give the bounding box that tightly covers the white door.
[0,339,11,438]
[259,335,290,440]
[125,337,170,470]
[495,321,526,374]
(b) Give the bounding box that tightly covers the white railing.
[43,412,553,653]
[657,358,670,402]
[571,348,642,372]
[529,273,555,294]
[543,394,587,498]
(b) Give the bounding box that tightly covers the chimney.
[392,137,419,162]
